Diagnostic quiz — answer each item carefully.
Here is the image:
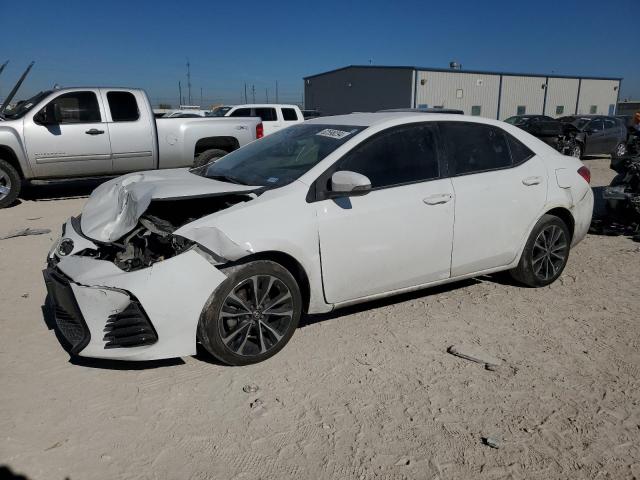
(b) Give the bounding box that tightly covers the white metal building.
[304,65,622,119]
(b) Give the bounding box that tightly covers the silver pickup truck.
[0,87,262,208]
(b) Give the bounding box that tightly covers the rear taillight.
[577,166,591,184]
[256,123,264,139]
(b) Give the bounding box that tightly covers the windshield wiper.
[207,174,247,185]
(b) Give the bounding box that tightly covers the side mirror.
[329,170,371,197]
[34,103,60,125]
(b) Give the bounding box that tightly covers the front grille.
[103,301,158,349]
[43,268,91,354]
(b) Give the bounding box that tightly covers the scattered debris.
[21,293,29,299]
[27,217,43,221]
[447,344,501,370]
[250,398,263,409]
[395,457,411,466]
[481,437,500,449]
[242,384,259,394]
[0,227,51,240]
[44,439,67,451]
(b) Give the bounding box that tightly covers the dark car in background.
[504,115,563,150]
[558,115,628,158]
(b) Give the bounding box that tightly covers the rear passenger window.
[254,108,278,122]
[107,91,139,122]
[441,123,512,175]
[337,124,439,189]
[603,118,616,130]
[230,108,252,117]
[506,133,534,165]
[282,108,298,121]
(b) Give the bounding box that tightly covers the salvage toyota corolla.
[44,113,594,365]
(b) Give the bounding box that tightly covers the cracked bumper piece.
[46,249,227,360]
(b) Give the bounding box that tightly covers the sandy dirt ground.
[1,158,639,480]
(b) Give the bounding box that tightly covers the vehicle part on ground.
[0,158,21,208]
[510,214,570,287]
[193,148,228,168]
[198,260,302,365]
[597,155,640,239]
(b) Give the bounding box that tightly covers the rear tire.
[198,260,302,366]
[0,159,21,209]
[193,149,228,168]
[510,214,571,287]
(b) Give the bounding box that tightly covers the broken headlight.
[57,238,75,256]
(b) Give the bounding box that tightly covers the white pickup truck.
[217,104,304,136]
[0,87,263,208]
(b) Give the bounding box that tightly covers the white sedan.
[44,113,593,365]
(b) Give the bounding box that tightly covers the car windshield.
[505,116,528,125]
[2,90,52,119]
[198,123,366,188]
[208,106,232,117]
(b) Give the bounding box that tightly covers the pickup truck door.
[100,89,155,174]
[24,90,113,177]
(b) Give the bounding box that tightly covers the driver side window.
[337,124,439,189]
[42,91,101,123]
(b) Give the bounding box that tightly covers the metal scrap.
[0,227,51,240]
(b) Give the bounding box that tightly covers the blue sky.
[2,0,638,107]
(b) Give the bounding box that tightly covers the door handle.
[522,176,542,186]
[423,193,452,205]
[85,129,105,135]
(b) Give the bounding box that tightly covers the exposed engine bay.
[77,194,254,271]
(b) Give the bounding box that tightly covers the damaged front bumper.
[45,218,227,360]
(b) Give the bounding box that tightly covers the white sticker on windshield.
[267,177,279,183]
[316,128,356,140]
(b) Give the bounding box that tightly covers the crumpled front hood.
[80,168,259,242]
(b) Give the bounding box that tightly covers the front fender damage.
[175,225,255,263]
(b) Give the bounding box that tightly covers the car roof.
[231,104,298,109]
[305,112,505,127]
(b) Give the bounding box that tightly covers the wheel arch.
[235,250,311,314]
[0,145,25,178]
[544,206,575,240]
[194,136,240,158]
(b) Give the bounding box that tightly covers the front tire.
[198,260,302,366]
[510,214,571,287]
[0,159,21,209]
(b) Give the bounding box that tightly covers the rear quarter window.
[282,108,299,121]
[440,122,512,175]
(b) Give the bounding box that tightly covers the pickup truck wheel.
[193,149,228,168]
[0,159,21,209]
[198,260,302,366]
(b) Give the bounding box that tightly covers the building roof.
[304,64,622,82]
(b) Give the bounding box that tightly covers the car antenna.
[0,61,35,115]
[0,60,8,78]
